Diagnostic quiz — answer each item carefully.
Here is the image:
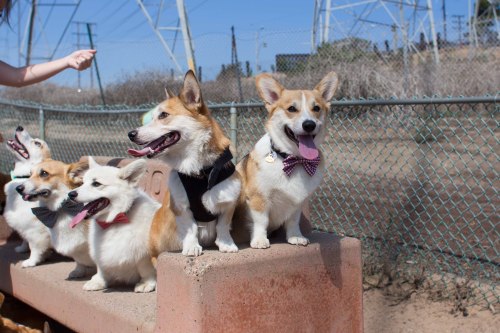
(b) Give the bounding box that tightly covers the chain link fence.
[0,96,498,308]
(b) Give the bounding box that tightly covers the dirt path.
[364,288,499,333]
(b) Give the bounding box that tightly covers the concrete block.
[156,233,363,333]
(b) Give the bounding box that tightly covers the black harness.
[178,147,235,222]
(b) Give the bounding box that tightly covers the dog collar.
[97,212,129,230]
[32,199,85,229]
[178,147,235,222]
[269,140,320,177]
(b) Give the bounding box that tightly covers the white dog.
[17,159,95,279]
[3,126,52,267]
[69,157,159,292]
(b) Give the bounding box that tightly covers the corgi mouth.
[70,198,110,228]
[22,189,51,201]
[127,131,180,158]
[7,134,29,159]
[284,126,319,160]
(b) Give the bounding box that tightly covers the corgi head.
[16,159,87,209]
[127,70,230,173]
[6,126,51,177]
[68,157,146,225]
[255,72,338,159]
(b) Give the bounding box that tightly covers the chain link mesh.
[0,97,498,307]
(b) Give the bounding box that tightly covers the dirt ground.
[364,288,499,333]
[1,288,498,333]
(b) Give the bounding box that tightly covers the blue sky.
[0,0,471,87]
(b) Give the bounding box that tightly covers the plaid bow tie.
[282,155,321,177]
[96,212,129,230]
[32,199,84,229]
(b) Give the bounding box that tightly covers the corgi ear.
[68,161,89,186]
[256,73,284,105]
[180,70,202,108]
[314,71,339,102]
[119,159,146,185]
[88,156,100,169]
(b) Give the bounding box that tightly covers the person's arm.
[0,49,96,87]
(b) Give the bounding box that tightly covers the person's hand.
[66,49,96,71]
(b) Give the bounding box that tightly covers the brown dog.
[0,292,51,333]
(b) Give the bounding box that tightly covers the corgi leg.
[177,216,203,257]
[285,209,309,246]
[249,209,271,249]
[83,268,107,291]
[134,258,156,293]
[215,204,238,253]
[21,247,46,268]
[15,240,29,253]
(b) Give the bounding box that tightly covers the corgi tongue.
[127,147,153,157]
[297,135,319,160]
[70,210,88,228]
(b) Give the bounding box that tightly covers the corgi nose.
[16,184,24,194]
[302,120,316,133]
[16,126,24,132]
[68,191,78,200]
[128,130,138,141]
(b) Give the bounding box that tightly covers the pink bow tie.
[97,212,129,230]
[282,155,320,177]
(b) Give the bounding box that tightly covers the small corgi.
[16,159,95,279]
[128,70,241,257]
[68,157,159,292]
[233,72,338,248]
[3,126,52,267]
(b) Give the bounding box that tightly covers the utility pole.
[25,0,36,65]
[442,0,448,43]
[231,26,244,103]
[255,27,264,73]
[86,23,106,107]
[176,0,196,73]
[427,0,440,64]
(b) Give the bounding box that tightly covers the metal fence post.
[39,108,45,141]
[230,103,238,163]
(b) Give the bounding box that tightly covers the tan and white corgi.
[68,157,159,292]
[16,159,95,279]
[128,70,240,257]
[3,126,52,267]
[233,72,338,248]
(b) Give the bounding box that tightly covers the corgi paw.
[182,244,203,257]
[21,258,39,268]
[15,242,29,253]
[250,237,270,249]
[83,277,106,291]
[134,280,156,293]
[217,242,239,253]
[288,236,310,246]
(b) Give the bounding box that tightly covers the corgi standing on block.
[16,159,95,279]
[68,157,159,292]
[3,126,52,267]
[128,70,241,257]
[234,72,338,249]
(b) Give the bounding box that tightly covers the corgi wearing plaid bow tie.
[233,72,339,249]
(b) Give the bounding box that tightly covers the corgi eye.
[39,169,49,178]
[92,181,102,187]
[312,105,321,112]
[158,112,168,119]
[34,141,42,147]
[287,106,298,113]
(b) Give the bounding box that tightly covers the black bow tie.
[31,199,85,229]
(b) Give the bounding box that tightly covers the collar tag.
[265,151,276,163]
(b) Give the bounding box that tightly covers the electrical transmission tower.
[311,0,440,64]
[136,0,196,77]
